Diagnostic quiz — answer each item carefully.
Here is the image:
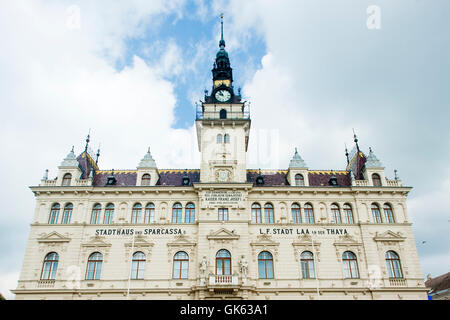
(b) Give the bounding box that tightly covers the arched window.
[331,203,341,224]
[62,203,73,224]
[224,134,230,144]
[300,251,315,279]
[264,203,274,224]
[131,203,142,224]
[172,203,182,223]
[219,109,227,119]
[141,174,151,186]
[251,203,262,224]
[144,203,155,224]
[41,252,59,280]
[342,251,359,279]
[49,203,60,224]
[343,204,354,224]
[103,203,114,224]
[295,174,304,186]
[131,251,146,280]
[371,203,382,224]
[291,203,302,224]
[62,173,72,186]
[217,134,223,144]
[385,251,403,278]
[86,252,103,280]
[90,203,101,224]
[173,251,189,279]
[185,203,195,224]
[258,251,274,279]
[383,203,395,224]
[218,208,228,221]
[216,249,231,275]
[372,173,382,187]
[304,203,315,224]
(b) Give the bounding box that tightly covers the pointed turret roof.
[289,148,307,168]
[365,147,384,168]
[59,147,79,167]
[137,148,157,169]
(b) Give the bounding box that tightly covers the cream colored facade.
[13,26,428,300]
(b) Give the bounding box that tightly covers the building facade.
[13,21,427,300]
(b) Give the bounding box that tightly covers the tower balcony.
[196,103,250,121]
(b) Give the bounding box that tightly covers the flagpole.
[126,230,136,300]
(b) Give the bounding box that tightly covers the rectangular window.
[218,208,229,221]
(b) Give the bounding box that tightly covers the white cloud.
[0,271,19,300]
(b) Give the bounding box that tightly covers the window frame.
[295,174,305,186]
[141,174,151,186]
[371,203,382,224]
[185,203,195,224]
[372,173,382,187]
[41,252,59,280]
[304,203,315,224]
[49,203,60,224]
[103,203,114,224]
[131,251,146,280]
[343,204,354,224]
[90,203,101,225]
[385,251,403,279]
[342,251,359,279]
[61,203,73,224]
[173,251,189,279]
[172,203,183,224]
[264,203,274,224]
[215,249,232,276]
[62,173,72,186]
[383,203,395,224]
[144,203,155,224]
[218,208,229,221]
[300,251,315,279]
[131,203,142,224]
[251,203,262,224]
[258,251,274,279]
[86,252,103,280]
[291,203,302,224]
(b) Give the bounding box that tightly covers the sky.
[0,0,449,299]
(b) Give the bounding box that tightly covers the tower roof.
[59,147,78,167]
[137,148,157,168]
[289,148,308,168]
[365,147,384,168]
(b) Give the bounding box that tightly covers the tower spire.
[219,13,225,48]
[352,128,360,153]
[84,129,91,153]
[345,143,349,164]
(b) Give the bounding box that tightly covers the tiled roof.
[77,151,98,179]
[308,171,351,187]
[425,272,450,294]
[89,169,352,187]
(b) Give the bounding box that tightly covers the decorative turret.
[361,147,387,186]
[59,146,78,167]
[287,148,309,186]
[56,146,82,186]
[365,147,384,168]
[136,148,159,186]
[289,148,308,169]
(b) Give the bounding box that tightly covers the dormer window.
[182,174,190,186]
[295,174,304,186]
[141,174,151,186]
[62,173,72,186]
[372,173,382,186]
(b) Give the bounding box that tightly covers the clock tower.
[196,15,250,183]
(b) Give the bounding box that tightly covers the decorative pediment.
[373,231,405,242]
[167,234,197,248]
[207,228,240,240]
[124,234,154,248]
[334,233,362,247]
[292,234,321,261]
[37,231,71,243]
[250,234,280,261]
[81,235,112,248]
[166,234,197,262]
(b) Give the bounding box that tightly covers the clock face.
[215,89,231,102]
